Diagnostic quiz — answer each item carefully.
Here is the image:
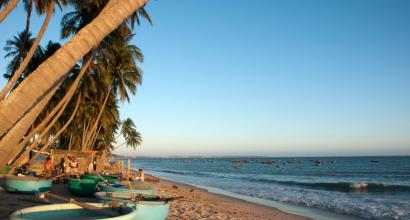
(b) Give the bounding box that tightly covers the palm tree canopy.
[3,30,35,79]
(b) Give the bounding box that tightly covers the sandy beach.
[0,174,308,220]
[157,178,309,220]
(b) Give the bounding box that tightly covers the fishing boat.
[130,180,156,190]
[68,178,99,197]
[81,173,119,182]
[95,192,170,220]
[9,203,136,220]
[97,183,157,195]
[4,175,52,194]
[95,191,157,201]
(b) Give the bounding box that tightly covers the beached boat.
[9,203,136,220]
[94,191,157,201]
[81,173,119,182]
[4,175,52,194]
[97,183,157,195]
[68,178,99,197]
[130,180,156,190]
[95,192,170,220]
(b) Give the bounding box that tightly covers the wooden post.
[121,160,124,177]
[127,159,131,179]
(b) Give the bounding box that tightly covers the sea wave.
[153,168,410,193]
[243,177,410,193]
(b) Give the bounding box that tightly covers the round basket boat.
[95,191,158,201]
[4,176,52,194]
[81,174,118,182]
[95,192,170,220]
[97,184,157,195]
[10,203,136,220]
[68,178,99,197]
[130,180,156,190]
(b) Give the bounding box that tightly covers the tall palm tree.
[115,118,142,149]
[3,30,35,80]
[0,0,149,166]
[55,1,148,152]
[0,0,61,100]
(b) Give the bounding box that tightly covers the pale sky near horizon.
[0,0,409,157]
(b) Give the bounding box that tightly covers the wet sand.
[157,178,309,220]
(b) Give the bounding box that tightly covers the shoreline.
[150,173,363,220]
[155,176,310,220]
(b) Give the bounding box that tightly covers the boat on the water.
[95,192,170,220]
[9,203,136,220]
[68,178,99,197]
[4,175,52,194]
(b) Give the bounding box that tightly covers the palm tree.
[3,30,35,80]
[0,0,150,167]
[115,118,142,149]
[0,0,61,100]
[0,0,149,163]
[55,2,148,152]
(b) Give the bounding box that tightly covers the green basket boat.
[9,203,136,220]
[4,176,52,194]
[68,179,99,197]
[95,192,170,220]
[81,174,118,182]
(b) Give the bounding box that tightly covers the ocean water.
[130,156,410,220]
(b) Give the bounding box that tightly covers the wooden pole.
[122,160,125,177]
[127,159,131,179]
[40,192,119,217]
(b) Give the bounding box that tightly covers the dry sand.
[0,176,309,220]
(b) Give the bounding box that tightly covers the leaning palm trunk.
[0,0,148,140]
[0,0,56,100]
[89,123,102,150]
[0,85,59,167]
[0,57,92,167]
[18,95,81,167]
[0,0,18,22]
[1,87,60,167]
[6,93,70,167]
[83,86,111,149]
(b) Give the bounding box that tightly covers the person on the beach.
[44,156,52,176]
[59,157,65,174]
[70,156,79,174]
[93,159,97,171]
[87,159,94,174]
[64,156,71,174]
[136,168,145,181]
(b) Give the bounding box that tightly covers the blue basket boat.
[95,192,170,220]
[97,183,157,195]
[9,203,136,220]
[4,175,52,194]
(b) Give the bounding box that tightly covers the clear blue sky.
[1,0,409,157]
